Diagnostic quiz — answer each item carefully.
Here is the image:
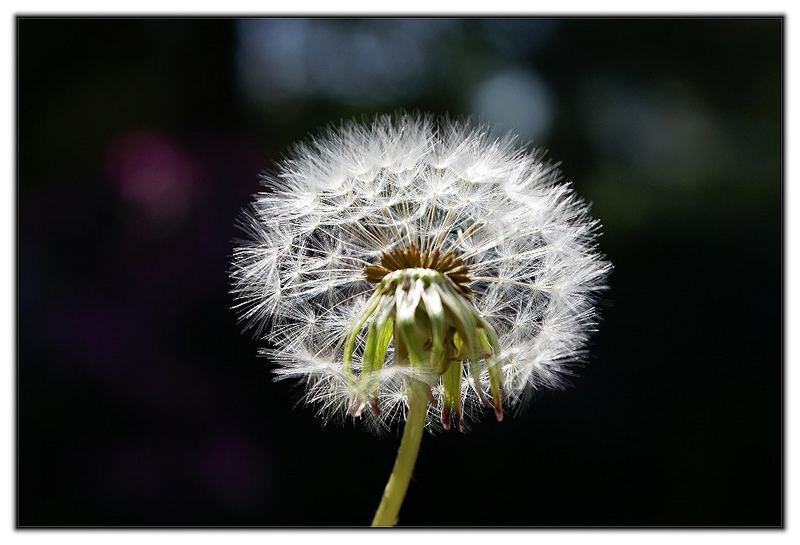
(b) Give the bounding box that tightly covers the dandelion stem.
[371,379,428,527]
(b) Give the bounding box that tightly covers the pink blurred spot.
[106,130,201,226]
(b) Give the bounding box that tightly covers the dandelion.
[230,113,611,526]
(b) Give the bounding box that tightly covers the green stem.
[371,380,428,527]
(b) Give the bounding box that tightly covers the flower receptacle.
[343,266,504,428]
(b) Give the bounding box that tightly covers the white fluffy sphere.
[231,113,610,432]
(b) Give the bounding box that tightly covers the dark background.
[18,17,782,526]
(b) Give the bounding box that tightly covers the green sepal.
[475,314,504,416]
[420,285,446,372]
[442,358,462,411]
[476,328,492,357]
[343,290,382,377]
[477,327,503,418]
[396,280,427,370]
[361,304,395,399]
[435,282,487,404]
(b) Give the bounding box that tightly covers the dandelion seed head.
[231,113,611,433]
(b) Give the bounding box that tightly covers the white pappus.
[230,113,611,434]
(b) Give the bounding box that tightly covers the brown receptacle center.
[363,243,472,296]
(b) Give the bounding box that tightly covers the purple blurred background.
[18,18,781,526]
